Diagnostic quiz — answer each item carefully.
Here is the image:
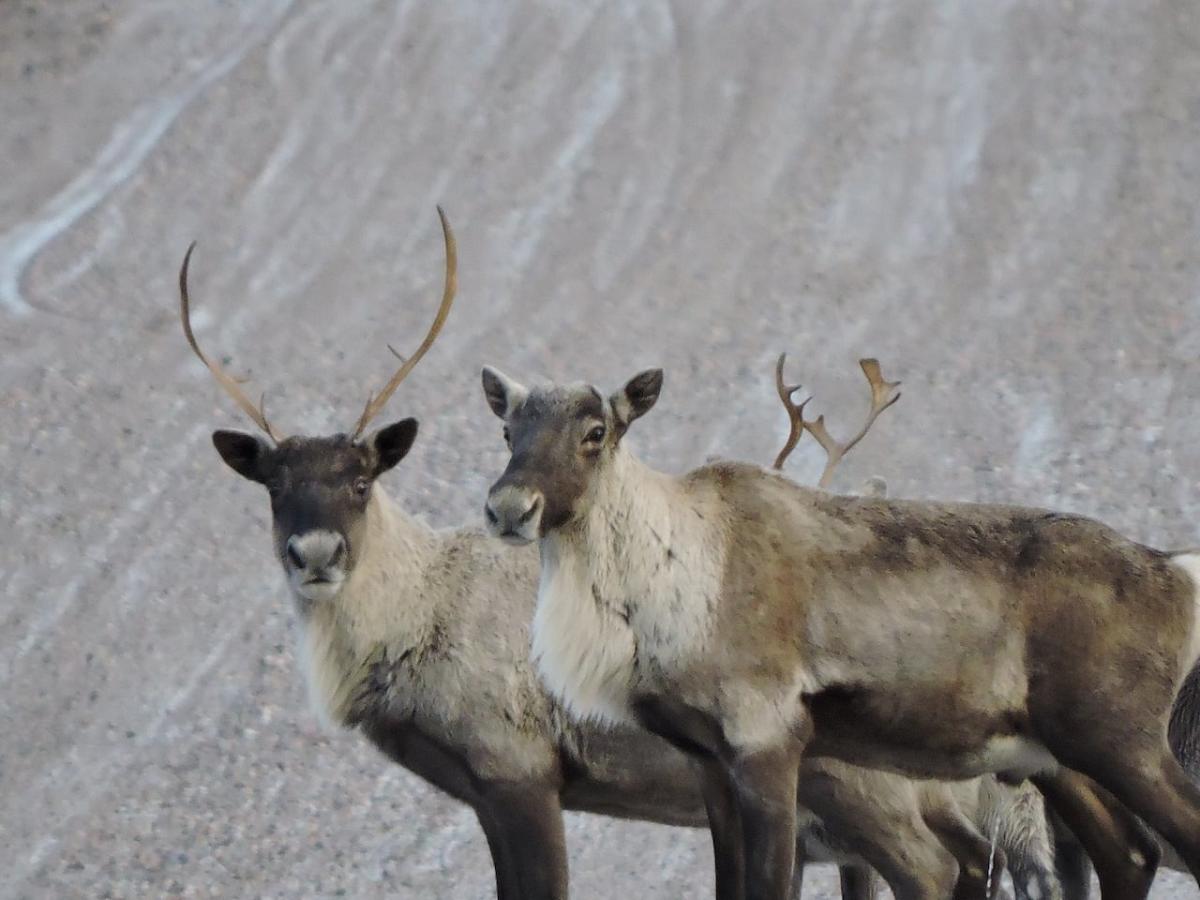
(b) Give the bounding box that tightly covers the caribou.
[775,356,1200,900]
[182,209,1058,899]
[482,356,1200,900]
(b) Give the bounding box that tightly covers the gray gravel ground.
[2,1,1200,897]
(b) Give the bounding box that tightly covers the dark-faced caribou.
[483,357,1200,900]
[182,210,1060,899]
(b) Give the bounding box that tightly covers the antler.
[773,354,901,489]
[350,206,458,439]
[773,352,811,470]
[805,358,901,488]
[179,242,283,442]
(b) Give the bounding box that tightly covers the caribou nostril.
[286,539,305,570]
[518,496,542,525]
[485,503,499,526]
[330,535,347,564]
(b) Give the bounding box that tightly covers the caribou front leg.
[635,695,748,900]
[479,781,569,900]
[697,756,748,900]
[731,744,804,900]
[632,695,805,900]
[474,805,523,900]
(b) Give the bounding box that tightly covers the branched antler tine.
[839,359,902,455]
[860,359,900,406]
[806,414,843,488]
[812,358,901,489]
[178,242,283,442]
[772,352,810,470]
[351,206,458,439]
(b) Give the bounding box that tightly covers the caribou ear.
[212,430,271,483]
[611,368,663,430]
[369,418,419,475]
[482,366,527,419]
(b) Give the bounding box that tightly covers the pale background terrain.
[2,1,1199,897]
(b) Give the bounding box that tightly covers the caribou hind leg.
[794,761,958,900]
[1085,746,1200,882]
[1041,808,1094,900]
[789,855,879,900]
[1054,844,1093,900]
[837,865,878,900]
[790,847,880,899]
[1031,769,1160,900]
[921,816,1008,897]
[921,807,1006,900]
[790,849,805,899]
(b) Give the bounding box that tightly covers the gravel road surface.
[2,1,1199,897]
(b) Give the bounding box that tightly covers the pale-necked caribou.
[482,355,1200,900]
[776,357,1200,900]
[182,210,1057,899]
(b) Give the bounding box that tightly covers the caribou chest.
[533,540,638,725]
[531,490,722,725]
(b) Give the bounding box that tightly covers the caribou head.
[181,208,456,603]
[481,367,663,543]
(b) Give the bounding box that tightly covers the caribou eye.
[353,477,370,496]
[584,425,606,445]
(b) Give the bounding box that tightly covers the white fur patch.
[1171,552,1200,677]
[978,735,1059,780]
[531,450,724,728]
[297,614,344,730]
[714,675,811,751]
[533,543,636,725]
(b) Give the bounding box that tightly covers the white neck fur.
[534,447,723,725]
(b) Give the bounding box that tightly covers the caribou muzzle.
[285,530,348,600]
[485,481,544,544]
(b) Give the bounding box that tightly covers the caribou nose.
[485,486,543,543]
[286,532,346,572]
[286,537,306,569]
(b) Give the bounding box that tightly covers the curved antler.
[350,206,458,439]
[773,352,810,470]
[179,243,283,442]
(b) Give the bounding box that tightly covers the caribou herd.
[181,209,1200,899]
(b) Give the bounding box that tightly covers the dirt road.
[2,1,1198,897]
